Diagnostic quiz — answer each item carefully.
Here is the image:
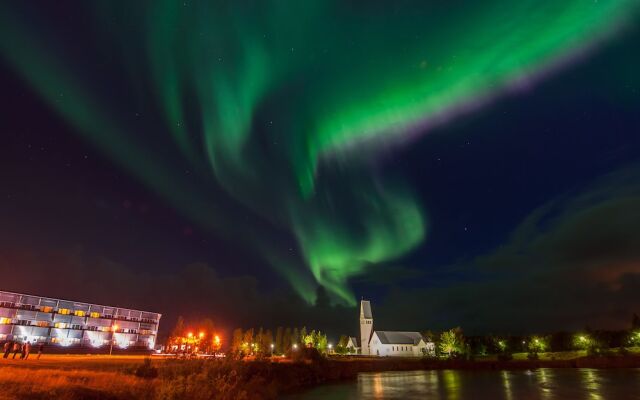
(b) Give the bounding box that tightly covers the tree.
[422,330,436,343]
[283,327,292,352]
[439,327,464,358]
[303,330,315,347]
[166,316,186,349]
[256,327,264,353]
[275,327,284,355]
[300,327,307,345]
[316,332,328,353]
[292,328,299,348]
[264,329,274,355]
[243,328,254,354]
[527,336,549,354]
[493,337,508,354]
[200,318,215,353]
[171,316,185,338]
[335,335,349,355]
[572,333,592,350]
[231,328,244,353]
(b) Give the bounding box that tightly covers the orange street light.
[199,332,204,339]
[187,332,193,338]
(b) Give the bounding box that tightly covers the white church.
[347,299,435,357]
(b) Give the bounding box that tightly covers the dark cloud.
[375,166,640,334]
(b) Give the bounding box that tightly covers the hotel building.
[0,290,161,350]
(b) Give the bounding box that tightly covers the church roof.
[374,331,424,345]
[348,336,359,347]
[361,300,372,319]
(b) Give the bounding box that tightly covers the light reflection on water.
[288,369,640,400]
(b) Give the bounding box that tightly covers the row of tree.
[166,316,221,353]
[230,327,329,355]
[416,326,640,359]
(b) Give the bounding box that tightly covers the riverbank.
[1,353,640,399]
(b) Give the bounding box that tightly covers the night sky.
[1,1,639,338]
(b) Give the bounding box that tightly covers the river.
[289,368,640,399]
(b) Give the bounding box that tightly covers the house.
[359,299,434,357]
[369,331,433,357]
[345,336,360,354]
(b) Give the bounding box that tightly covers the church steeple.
[359,299,373,355]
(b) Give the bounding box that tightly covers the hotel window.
[54,322,68,329]
[36,321,49,327]
[41,306,53,313]
[74,310,86,317]
[0,317,11,324]
[58,308,70,315]
[90,312,100,318]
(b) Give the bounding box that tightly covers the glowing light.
[116,337,130,349]
[187,332,193,338]
[199,332,204,339]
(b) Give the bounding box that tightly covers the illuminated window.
[74,310,86,317]
[90,312,100,318]
[54,322,68,329]
[41,306,53,313]
[36,321,49,327]
[58,308,70,315]
[0,317,11,324]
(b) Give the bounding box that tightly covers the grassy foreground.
[1,351,640,400]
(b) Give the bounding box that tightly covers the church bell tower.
[360,299,373,355]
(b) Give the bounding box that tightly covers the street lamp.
[270,343,274,357]
[293,343,298,350]
[109,324,119,356]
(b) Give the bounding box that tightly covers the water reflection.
[501,371,512,400]
[538,367,553,399]
[582,369,603,400]
[441,370,458,400]
[290,368,640,400]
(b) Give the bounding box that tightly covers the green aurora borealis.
[1,1,638,304]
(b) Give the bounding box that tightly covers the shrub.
[135,357,159,379]
[289,347,324,363]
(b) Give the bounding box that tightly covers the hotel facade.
[0,290,161,350]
